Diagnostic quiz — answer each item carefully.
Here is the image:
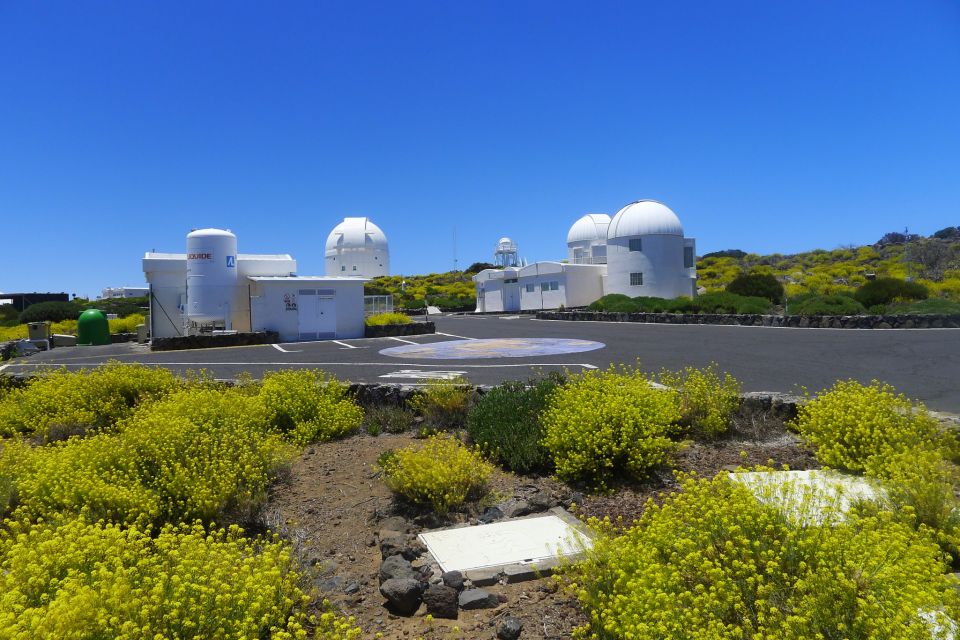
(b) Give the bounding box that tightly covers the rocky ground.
[261,410,817,639]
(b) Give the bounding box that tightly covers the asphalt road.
[4,314,960,412]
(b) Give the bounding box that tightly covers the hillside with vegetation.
[374,229,960,314]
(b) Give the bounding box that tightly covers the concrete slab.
[729,469,884,524]
[417,512,591,574]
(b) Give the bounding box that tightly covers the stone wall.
[364,322,435,339]
[150,331,279,352]
[536,310,960,329]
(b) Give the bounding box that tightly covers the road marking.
[332,340,358,349]
[0,364,9,372]
[435,332,476,340]
[271,344,300,353]
[388,337,419,345]
[500,315,521,320]
[380,369,468,380]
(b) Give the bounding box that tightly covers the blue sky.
[1,1,958,297]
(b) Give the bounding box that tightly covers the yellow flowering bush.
[108,312,145,334]
[541,367,681,487]
[7,388,294,526]
[365,312,412,326]
[566,474,959,640]
[259,370,363,445]
[657,364,741,437]
[0,363,180,441]
[794,380,954,472]
[380,435,494,514]
[0,518,319,639]
[408,377,474,430]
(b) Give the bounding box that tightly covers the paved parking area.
[4,314,960,412]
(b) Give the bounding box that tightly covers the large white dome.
[325,217,388,254]
[567,213,611,244]
[608,200,683,238]
[324,217,389,277]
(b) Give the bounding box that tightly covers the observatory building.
[325,217,389,278]
[473,199,696,312]
[143,218,391,342]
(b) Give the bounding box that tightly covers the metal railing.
[571,256,607,265]
[364,295,395,316]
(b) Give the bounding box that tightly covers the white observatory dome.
[608,200,683,238]
[567,213,611,244]
[325,217,389,278]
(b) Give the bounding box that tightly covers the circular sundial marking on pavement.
[379,337,605,360]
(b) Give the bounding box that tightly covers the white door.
[297,289,337,340]
[504,284,521,312]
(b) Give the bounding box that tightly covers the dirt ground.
[262,414,817,639]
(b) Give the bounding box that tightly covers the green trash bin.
[77,309,111,346]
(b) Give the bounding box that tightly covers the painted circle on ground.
[379,338,605,360]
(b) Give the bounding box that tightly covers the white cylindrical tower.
[606,200,695,298]
[325,217,389,278]
[566,213,611,264]
[186,228,238,325]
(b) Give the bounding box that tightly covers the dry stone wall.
[536,310,960,329]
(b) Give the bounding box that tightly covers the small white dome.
[608,200,683,238]
[325,217,388,254]
[497,236,513,245]
[567,213,611,244]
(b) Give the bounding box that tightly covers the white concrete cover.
[729,470,883,524]
[418,514,591,573]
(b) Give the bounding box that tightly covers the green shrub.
[259,370,363,445]
[365,312,413,326]
[855,277,928,308]
[587,294,639,312]
[657,364,741,437]
[6,387,294,526]
[364,404,415,434]
[0,363,181,441]
[408,378,474,430]
[888,298,960,315]
[565,473,958,640]
[631,296,697,313]
[380,435,494,514]
[794,380,953,473]
[466,375,562,473]
[541,367,681,487]
[790,294,866,316]
[0,518,363,639]
[694,291,771,314]
[17,300,82,324]
[726,273,784,304]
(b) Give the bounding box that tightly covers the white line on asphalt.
[435,332,476,340]
[4,361,599,369]
[388,337,419,345]
[332,340,358,349]
[0,364,8,372]
[271,344,300,353]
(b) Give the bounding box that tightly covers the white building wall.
[474,268,523,313]
[605,234,695,299]
[561,264,606,307]
[249,278,366,342]
[143,253,296,339]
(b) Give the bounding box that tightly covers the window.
[684,246,695,269]
[629,238,642,252]
[341,265,346,272]
[525,284,535,293]
[541,282,549,292]
[504,278,518,283]
[550,281,559,291]
[352,265,357,271]
[630,272,643,286]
